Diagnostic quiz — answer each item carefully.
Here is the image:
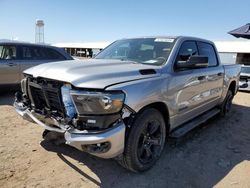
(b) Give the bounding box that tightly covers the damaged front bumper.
[14,101,125,159]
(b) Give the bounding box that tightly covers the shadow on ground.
[0,86,20,105]
[40,102,250,188]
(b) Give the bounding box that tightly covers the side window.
[0,45,17,60]
[197,42,218,67]
[21,46,65,60]
[177,41,198,61]
[45,48,65,60]
[22,46,33,60]
[33,47,48,60]
[21,46,43,60]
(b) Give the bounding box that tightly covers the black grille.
[46,89,62,110]
[29,86,47,109]
[28,78,65,117]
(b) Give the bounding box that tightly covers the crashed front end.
[14,75,130,158]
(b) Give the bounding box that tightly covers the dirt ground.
[0,90,250,188]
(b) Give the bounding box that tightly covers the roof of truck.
[119,36,214,43]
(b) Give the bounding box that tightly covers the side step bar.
[170,108,220,138]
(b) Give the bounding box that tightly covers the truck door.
[196,41,224,106]
[0,45,20,85]
[170,41,223,128]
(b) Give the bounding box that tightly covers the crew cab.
[14,36,241,172]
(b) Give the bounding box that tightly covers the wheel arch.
[136,102,170,134]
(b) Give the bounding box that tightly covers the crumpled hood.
[24,59,161,89]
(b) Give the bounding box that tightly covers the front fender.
[106,75,174,116]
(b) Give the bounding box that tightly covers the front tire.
[117,108,166,172]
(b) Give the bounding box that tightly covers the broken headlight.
[70,90,125,115]
[61,85,77,119]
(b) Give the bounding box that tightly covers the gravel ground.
[0,90,250,188]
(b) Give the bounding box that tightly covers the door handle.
[198,76,206,80]
[217,72,223,76]
[8,62,17,67]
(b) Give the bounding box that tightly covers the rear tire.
[116,108,166,172]
[220,90,234,116]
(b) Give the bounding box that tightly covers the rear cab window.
[197,42,218,67]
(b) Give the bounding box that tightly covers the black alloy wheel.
[137,119,164,164]
[116,108,166,172]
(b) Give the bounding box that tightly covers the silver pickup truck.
[14,36,241,172]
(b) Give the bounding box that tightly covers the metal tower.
[35,19,44,43]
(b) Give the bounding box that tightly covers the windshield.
[95,38,176,65]
[241,67,250,74]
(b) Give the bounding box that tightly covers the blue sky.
[0,0,249,43]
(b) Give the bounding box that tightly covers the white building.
[53,42,110,58]
[214,40,250,65]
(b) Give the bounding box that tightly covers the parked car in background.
[239,65,250,91]
[0,41,73,86]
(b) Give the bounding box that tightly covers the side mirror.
[176,55,208,69]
